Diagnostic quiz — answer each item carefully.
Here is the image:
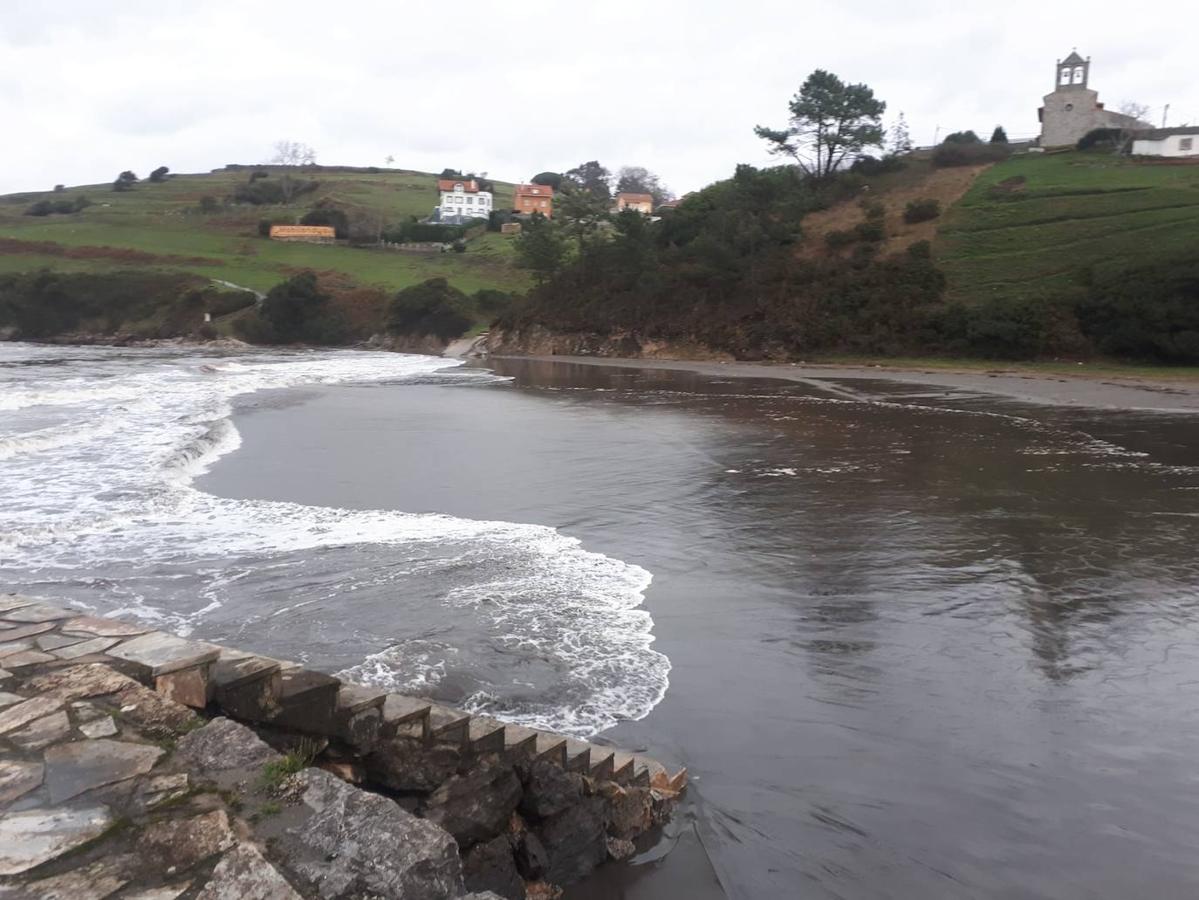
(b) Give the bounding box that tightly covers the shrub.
[232,178,318,205]
[24,200,54,217]
[825,229,856,249]
[257,219,274,237]
[112,170,138,192]
[990,126,1009,144]
[907,240,932,260]
[300,206,349,239]
[903,198,941,224]
[199,195,220,213]
[250,271,347,344]
[1078,128,1123,152]
[387,278,474,340]
[474,289,516,318]
[943,130,981,144]
[53,184,65,193]
[249,170,269,182]
[859,199,886,222]
[932,141,1012,167]
[1075,259,1199,362]
[149,166,170,183]
[850,155,906,176]
[206,290,257,317]
[853,220,885,242]
[382,221,473,243]
[25,196,90,216]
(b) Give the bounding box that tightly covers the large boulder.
[424,759,522,848]
[366,736,460,793]
[599,783,653,840]
[281,769,463,899]
[512,829,549,881]
[175,717,280,780]
[463,835,525,900]
[518,760,582,821]
[536,797,607,886]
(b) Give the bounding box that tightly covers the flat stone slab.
[143,809,236,870]
[60,615,152,638]
[0,596,38,614]
[0,622,57,642]
[9,710,71,751]
[107,632,220,677]
[44,739,163,803]
[196,843,302,900]
[18,856,129,899]
[2,603,74,623]
[0,760,45,806]
[0,691,24,708]
[0,695,63,735]
[125,884,191,900]
[28,663,133,700]
[0,805,113,875]
[2,650,57,669]
[36,633,87,651]
[53,636,121,660]
[80,716,119,739]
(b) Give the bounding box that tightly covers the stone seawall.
[0,595,686,899]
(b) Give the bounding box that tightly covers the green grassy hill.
[936,152,1199,305]
[0,167,528,296]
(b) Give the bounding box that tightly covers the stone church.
[1039,51,1148,147]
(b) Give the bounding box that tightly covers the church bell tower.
[1055,50,1090,90]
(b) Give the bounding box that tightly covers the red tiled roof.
[437,178,480,193]
[514,184,554,198]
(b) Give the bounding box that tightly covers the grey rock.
[606,836,636,861]
[133,773,190,811]
[175,717,280,779]
[13,856,129,899]
[286,768,463,899]
[9,710,71,751]
[537,797,607,886]
[0,805,112,875]
[26,663,131,701]
[79,716,119,739]
[463,835,525,900]
[601,784,653,840]
[0,760,44,806]
[123,886,192,900]
[53,637,120,660]
[513,829,549,881]
[519,760,582,821]
[3,603,73,623]
[366,736,460,792]
[196,844,300,900]
[59,615,149,638]
[2,650,56,669]
[44,738,162,803]
[0,695,63,736]
[425,759,522,848]
[106,631,220,677]
[142,809,236,870]
[0,691,24,708]
[462,894,509,899]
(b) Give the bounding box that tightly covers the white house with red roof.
[436,177,492,223]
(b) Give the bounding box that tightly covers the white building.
[437,178,492,223]
[1131,128,1199,158]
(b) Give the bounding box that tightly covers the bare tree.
[270,140,318,167]
[1116,102,1151,153]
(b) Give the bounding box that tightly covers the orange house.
[513,183,554,218]
[614,192,654,215]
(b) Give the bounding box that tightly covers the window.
[1072,66,1084,84]
[1060,68,1071,85]
[466,197,474,204]
[540,200,548,207]
[454,183,464,192]
[1181,138,1194,152]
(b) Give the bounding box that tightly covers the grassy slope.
[0,168,528,295]
[936,152,1199,305]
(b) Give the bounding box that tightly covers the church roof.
[1061,51,1086,65]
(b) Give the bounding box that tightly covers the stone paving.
[0,595,686,899]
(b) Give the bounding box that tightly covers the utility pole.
[1163,104,1170,128]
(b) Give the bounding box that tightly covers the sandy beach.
[493,355,1199,413]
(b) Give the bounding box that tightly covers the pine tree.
[889,113,913,154]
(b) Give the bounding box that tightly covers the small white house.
[437,178,492,223]
[1131,127,1199,158]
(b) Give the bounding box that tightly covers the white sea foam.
[0,345,670,737]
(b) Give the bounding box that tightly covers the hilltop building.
[1039,51,1148,148]
[437,178,492,223]
[614,192,654,214]
[1132,127,1199,158]
[513,183,553,217]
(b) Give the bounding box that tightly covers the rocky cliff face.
[485,325,733,361]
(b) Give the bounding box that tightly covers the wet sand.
[497,355,1199,412]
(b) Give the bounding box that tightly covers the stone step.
[106,632,222,709]
[669,768,688,792]
[426,704,470,746]
[631,764,652,788]
[588,746,616,781]
[466,716,506,755]
[211,652,283,721]
[610,752,636,785]
[533,732,568,767]
[380,694,432,740]
[564,739,591,774]
[496,723,539,758]
[334,684,387,751]
[270,669,342,734]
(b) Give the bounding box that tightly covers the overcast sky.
[2,1,1194,196]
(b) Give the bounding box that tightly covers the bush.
[850,155,906,176]
[474,289,516,318]
[247,271,347,344]
[149,166,170,183]
[932,142,1012,167]
[300,206,349,239]
[249,170,269,182]
[387,277,474,340]
[903,198,941,224]
[859,199,886,222]
[907,240,932,260]
[853,220,885,242]
[382,221,474,243]
[232,177,319,205]
[112,170,138,192]
[990,126,1009,144]
[199,195,220,213]
[1076,259,1199,362]
[53,184,65,193]
[25,196,90,216]
[206,290,257,317]
[1078,128,1123,152]
[943,130,981,144]
[257,219,274,237]
[825,229,856,249]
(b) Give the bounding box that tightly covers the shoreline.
[490,354,1199,413]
